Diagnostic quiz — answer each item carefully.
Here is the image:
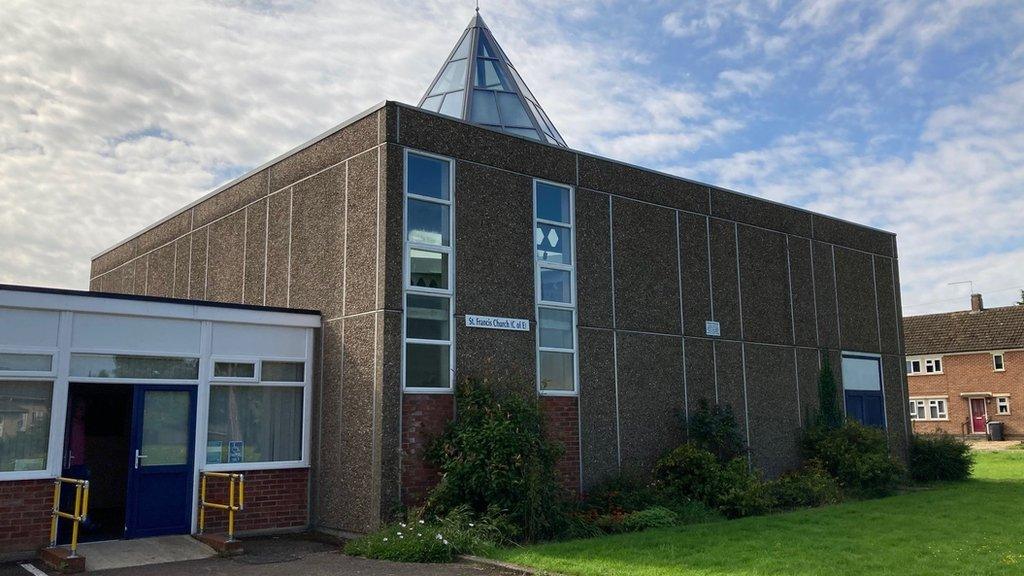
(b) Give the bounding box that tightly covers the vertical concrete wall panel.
[576,189,613,329]
[714,340,748,442]
[787,236,818,348]
[883,354,910,458]
[684,337,716,410]
[378,310,403,517]
[337,312,379,532]
[145,242,176,298]
[264,191,291,307]
[612,198,680,334]
[835,247,880,353]
[243,199,267,305]
[344,152,380,316]
[616,332,684,474]
[187,228,208,300]
[382,145,405,312]
[454,324,535,396]
[578,327,619,489]
[206,210,246,303]
[709,219,741,340]
[679,214,712,338]
[796,347,822,420]
[172,236,190,299]
[194,170,267,228]
[745,344,801,477]
[289,165,346,318]
[737,225,792,345]
[317,320,347,528]
[874,256,901,355]
[812,241,840,350]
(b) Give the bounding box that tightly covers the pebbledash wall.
[90,101,911,534]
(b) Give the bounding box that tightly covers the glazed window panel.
[409,249,449,290]
[69,354,199,380]
[405,343,451,389]
[997,397,1010,414]
[207,385,303,464]
[0,380,52,472]
[261,361,305,383]
[534,179,577,395]
[994,354,1005,371]
[0,353,52,373]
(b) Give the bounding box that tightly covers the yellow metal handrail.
[49,477,90,557]
[198,472,245,541]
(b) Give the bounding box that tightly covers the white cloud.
[714,68,773,97]
[678,77,1024,315]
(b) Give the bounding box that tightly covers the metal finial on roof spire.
[416,10,567,147]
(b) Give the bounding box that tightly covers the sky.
[2,0,1023,315]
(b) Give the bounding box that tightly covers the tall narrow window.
[403,151,455,391]
[534,180,577,395]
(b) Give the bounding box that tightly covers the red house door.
[970,398,988,433]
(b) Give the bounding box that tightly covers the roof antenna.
[948,280,975,294]
[475,0,480,13]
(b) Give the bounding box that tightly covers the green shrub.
[621,506,680,532]
[815,355,843,429]
[909,434,974,482]
[713,458,773,518]
[653,443,771,518]
[688,400,746,462]
[424,378,565,542]
[768,462,841,509]
[802,420,905,496]
[578,473,659,516]
[652,443,721,504]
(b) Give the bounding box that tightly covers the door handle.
[135,449,148,469]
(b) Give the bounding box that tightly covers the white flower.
[468,523,474,527]
[436,534,443,540]
[443,539,450,545]
[399,522,406,528]
[418,520,425,524]
[417,533,422,537]
[399,535,404,539]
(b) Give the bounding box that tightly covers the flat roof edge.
[393,102,897,239]
[0,283,321,317]
[91,100,391,261]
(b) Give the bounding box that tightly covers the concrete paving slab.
[75,535,216,572]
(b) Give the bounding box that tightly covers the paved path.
[3,535,524,576]
[968,440,1022,451]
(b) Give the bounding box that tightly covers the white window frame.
[907,356,942,375]
[534,179,578,396]
[993,353,1005,372]
[402,149,456,394]
[908,397,948,421]
[210,356,259,383]
[996,396,1010,415]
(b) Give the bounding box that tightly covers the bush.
[909,434,974,482]
[578,473,659,516]
[652,443,721,505]
[802,420,905,496]
[345,505,507,563]
[652,443,771,518]
[621,507,680,532]
[424,378,565,542]
[768,462,841,509]
[815,355,844,429]
[688,400,746,462]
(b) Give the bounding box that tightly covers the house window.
[909,398,947,421]
[997,397,1010,415]
[207,385,304,465]
[535,180,577,395]
[906,359,921,375]
[213,361,256,380]
[993,353,1005,371]
[0,380,53,473]
[403,151,455,392]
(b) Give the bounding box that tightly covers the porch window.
[207,386,303,464]
[0,380,52,473]
[70,354,199,380]
[0,353,53,374]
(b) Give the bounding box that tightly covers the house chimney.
[971,293,984,312]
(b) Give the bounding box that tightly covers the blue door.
[124,386,196,538]
[841,354,886,428]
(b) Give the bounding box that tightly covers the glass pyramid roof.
[418,11,568,147]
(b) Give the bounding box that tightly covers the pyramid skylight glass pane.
[507,65,538,104]
[475,60,510,90]
[496,93,532,128]
[452,31,471,60]
[477,32,498,58]
[506,127,541,141]
[422,94,444,113]
[469,90,500,124]
[438,90,464,118]
[430,59,468,96]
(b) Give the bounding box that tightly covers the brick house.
[904,293,1024,438]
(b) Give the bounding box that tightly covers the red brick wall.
[401,394,454,505]
[540,396,580,495]
[202,468,308,534]
[0,479,54,555]
[909,350,1024,437]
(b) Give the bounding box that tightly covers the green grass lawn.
[488,451,1024,576]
